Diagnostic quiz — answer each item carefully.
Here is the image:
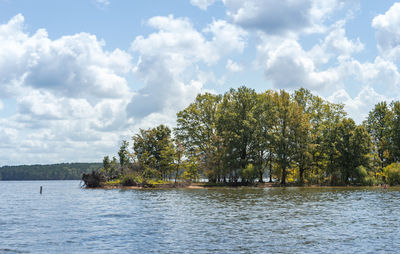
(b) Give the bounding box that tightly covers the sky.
[1,0,400,165]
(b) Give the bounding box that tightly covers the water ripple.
[1,181,400,253]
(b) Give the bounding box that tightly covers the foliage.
[240,163,258,184]
[92,86,400,187]
[352,166,368,185]
[100,156,120,180]
[142,167,161,180]
[383,163,400,186]
[182,155,200,182]
[365,102,392,169]
[118,140,130,171]
[121,173,142,186]
[133,124,172,179]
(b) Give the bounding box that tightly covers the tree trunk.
[299,167,304,184]
[269,169,272,182]
[268,154,273,182]
[281,166,286,185]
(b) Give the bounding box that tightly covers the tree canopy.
[98,86,400,186]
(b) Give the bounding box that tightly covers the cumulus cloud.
[320,20,364,56]
[222,0,345,35]
[0,14,132,99]
[128,15,246,120]
[0,14,135,165]
[226,59,243,72]
[190,0,218,10]
[203,19,247,56]
[255,17,367,94]
[372,2,400,61]
[257,37,340,90]
[328,86,388,123]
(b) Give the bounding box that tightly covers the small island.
[82,87,400,189]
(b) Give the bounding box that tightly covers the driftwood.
[82,171,104,188]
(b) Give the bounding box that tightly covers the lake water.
[1,181,400,253]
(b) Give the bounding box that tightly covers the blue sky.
[1,0,400,165]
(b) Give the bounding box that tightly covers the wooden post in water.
[40,186,43,195]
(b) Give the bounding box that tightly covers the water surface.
[1,181,399,253]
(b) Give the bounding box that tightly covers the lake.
[1,181,399,253]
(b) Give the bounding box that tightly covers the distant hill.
[0,163,102,180]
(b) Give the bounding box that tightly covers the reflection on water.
[1,181,400,253]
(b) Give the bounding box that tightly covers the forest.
[0,163,102,180]
[95,87,400,187]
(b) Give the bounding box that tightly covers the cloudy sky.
[1,0,400,165]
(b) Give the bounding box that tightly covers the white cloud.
[320,20,364,56]
[226,59,243,72]
[97,0,110,5]
[128,15,247,120]
[372,2,400,61]
[0,14,132,99]
[95,0,110,8]
[328,86,388,123]
[254,17,366,94]
[222,0,345,35]
[190,0,218,10]
[203,19,247,56]
[0,100,3,111]
[2,3,398,165]
[0,14,136,165]
[257,36,340,90]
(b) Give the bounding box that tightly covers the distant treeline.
[0,163,102,180]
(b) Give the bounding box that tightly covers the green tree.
[175,93,223,182]
[335,118,356,184]
[133,124,172,179]
[217,86,258,182]
[292,88,315,184]
[366,102,392,169]
[320,102,346,184]
[103,156,111,171]
[118,140,130,173]
[253,90,277,182]
[335,119,372,184]
[272,90,306,185]
[390,101,400,162]
[183,154,200,182]
[160,142,184,183]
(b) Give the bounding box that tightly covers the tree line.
[0,163,102,180]
[101,87,400,186]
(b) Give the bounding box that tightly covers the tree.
[334,119,372,184]
[160,141,184,183]
[183,154,200,182]
[292,88,314,184]
[118,140,130,173]
[272,90,307,185]
[253,90,277,182]
[366,102,392,170]
[350,125,372,180]
[335,118,356,184]
[103,156,111,171]
[133,125,172,179]
[217,86,258,182]
[175,93,223,182]
[320,102,346,184]
[390,101,400,163]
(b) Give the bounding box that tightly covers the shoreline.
[86,182,393,190]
